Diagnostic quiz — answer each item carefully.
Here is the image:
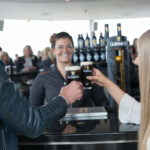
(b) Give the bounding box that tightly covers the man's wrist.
[59,95,68,105]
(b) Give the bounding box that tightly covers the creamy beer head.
[80,61,93,66]
[80,61,93,89]
[65,66,81,71]
[65,66,81,84]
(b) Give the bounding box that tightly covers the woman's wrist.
[103,76,112,88]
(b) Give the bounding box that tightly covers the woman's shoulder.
[40,70,51,76]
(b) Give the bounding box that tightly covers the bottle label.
[73,54,78,63]
[86,53,92,61]
[101,39,105,47]
[94,53,99,61]
[100,53,106,61]
[80,54,85,62]
[105,27,109,32]
[92,39,97,47]
[85,40,90,47]
[79,40,84,48]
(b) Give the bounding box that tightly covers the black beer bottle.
[104,24,109,39]
[73,48,79,64]
[92,32,97,48]
[77,34,81,49]
[104,24,109,46]
[85,33,90,48]
[99,33,105,48]
[80,34,85,48]
[99,33,106,62]
[117,23,121,36]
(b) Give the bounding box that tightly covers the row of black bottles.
[77,24,109,49]
[73,47,106,64]
[74,24,109,64]
[77,32,105,49]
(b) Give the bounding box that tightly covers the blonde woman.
[88,30,150,150]
[0,51,13,67]
[39,47,55,71]
[16,45,38,72]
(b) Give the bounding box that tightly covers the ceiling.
[0,0,150,20]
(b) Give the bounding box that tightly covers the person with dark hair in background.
[14,54,19,65]
[16,45,38,72]
[0,59,83,150]
[130,38,138,62]
[0,47,2,55]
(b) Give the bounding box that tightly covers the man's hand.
[60,81,83,105]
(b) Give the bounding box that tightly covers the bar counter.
[18,111,138,150]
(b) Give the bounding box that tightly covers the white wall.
[0,18,150,60]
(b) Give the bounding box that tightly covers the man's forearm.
[0,80,67,138]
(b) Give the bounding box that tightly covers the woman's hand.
[87,68,110,87]
[88,68,125,104]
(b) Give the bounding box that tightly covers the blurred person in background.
[14,54,19,65]
[130,38,138,62]
[16,45,38,72]
[0,51,13,69]
[0,47,2,55]
[37,50,43,67]
[39,47,55,71]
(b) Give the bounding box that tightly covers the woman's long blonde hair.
[42,47,55,62]
[138,29,150,150]
[0,51,10,64]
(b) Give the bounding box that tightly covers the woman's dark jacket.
[0,60,67,150]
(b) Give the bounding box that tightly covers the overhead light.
[65,0,70,2]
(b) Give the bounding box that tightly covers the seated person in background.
[14,53,19,65]
[38,47,55,71]
[88,29,150,150]
[0,51,14,70]
[30,32,108,108]
[16,45,38,72]
[37,50,43,67]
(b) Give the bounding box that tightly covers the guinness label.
[65,66,81,84]
[116,36,121,42]
[81,61,93,89]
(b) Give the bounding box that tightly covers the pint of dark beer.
[65,66,81,84]
[81,61,93,89]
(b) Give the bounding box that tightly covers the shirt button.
[64,82,67,86]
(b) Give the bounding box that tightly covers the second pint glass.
[81,61,93,89]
